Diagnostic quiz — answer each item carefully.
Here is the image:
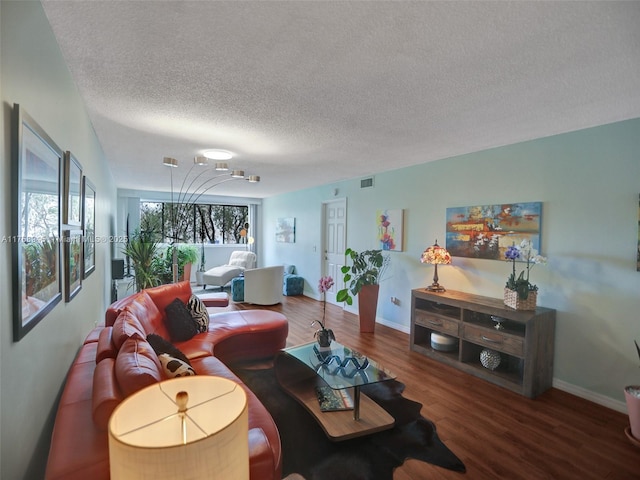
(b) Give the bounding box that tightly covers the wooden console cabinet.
[410,288,556,398]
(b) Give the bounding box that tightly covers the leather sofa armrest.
[92,358,123,430]
[248,427,278,480]
[96,327,116,363]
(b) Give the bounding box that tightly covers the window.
[140,201,248,244]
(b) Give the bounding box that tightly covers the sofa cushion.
[146,333,191,365]
[165,298,199,342]
[115,337,163,397]
[145,280,192,315]
[158,353,196,378]
[111,310,146,351]
[187,294,209,333]
[123,292,169,339]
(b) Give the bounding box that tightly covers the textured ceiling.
[41,1,640,199]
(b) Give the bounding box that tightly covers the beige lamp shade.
[108,376,249,480]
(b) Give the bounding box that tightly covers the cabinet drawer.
[414,312,459,336]
[462,324,524,357]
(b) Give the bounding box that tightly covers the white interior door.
[322,198,346,306]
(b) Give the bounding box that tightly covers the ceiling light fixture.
[162,156,260,282]
[202,149,233,161]
[163,157,178,168]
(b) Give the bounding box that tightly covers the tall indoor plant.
[625,340,640,443]
[336,248,389,333]
[122,229,160,292]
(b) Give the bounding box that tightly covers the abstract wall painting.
[276,217,296,243]
[377,209,404,251]
[445,202,542,260]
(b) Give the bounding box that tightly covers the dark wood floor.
[224,294,638,479]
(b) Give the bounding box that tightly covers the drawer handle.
[427,320,442,327]
[481,335,503,344]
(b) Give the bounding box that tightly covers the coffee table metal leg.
[353,386,360,420]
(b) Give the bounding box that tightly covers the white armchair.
[243,265,284,305]
[202,251,256,290]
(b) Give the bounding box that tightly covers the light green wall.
[263,118,640,410]
[1,2,116,479]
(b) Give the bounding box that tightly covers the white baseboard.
[552,378,627,414]
[377,317,410,334]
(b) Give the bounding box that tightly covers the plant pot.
[316,328,335,348]
[625,385,640,441]
[195,270,205,286]
[358,284,379,333]
[181,263,193,282]
[504,288,537,311]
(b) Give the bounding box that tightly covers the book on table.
[315,385,354,412]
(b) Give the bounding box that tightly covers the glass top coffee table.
[274,341,396,441]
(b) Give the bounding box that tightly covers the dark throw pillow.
[146,333,191,366]
[187,294,209,333]
[164,298,198,342]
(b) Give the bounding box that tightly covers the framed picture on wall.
[82,177,96,278]
[12,104,63,341]
[377,209,404,251]
[63,151,82,226]
[64,229,83,302]
[445,202,542,260]
[276,217,296,243]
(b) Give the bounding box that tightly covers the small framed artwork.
[63,151,83,226]
[276,217,296,243]
[445,202,542,260]
[12,104,63,341]
[64,229,83,302]
[82,177,96,278]
[377,209,404,251]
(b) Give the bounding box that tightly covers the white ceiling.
[41,1,640,199]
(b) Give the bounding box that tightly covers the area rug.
[233,366,466,480]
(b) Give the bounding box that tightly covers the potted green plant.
[503,240,546,310]
[122,229,160,292]
[155,244,198,284]
[625,340,640,444]
[336,248,389,333]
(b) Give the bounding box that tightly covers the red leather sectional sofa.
[45,281,288,480]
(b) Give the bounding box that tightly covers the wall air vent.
[360,177,374,189]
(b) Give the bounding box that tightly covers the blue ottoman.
[283,273,304,296]
[231,276,245,302]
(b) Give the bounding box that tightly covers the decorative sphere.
[480,348,501,370]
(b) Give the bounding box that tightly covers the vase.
[358,284,379,333]
[625,385,640,442]
[504,287,537,311]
